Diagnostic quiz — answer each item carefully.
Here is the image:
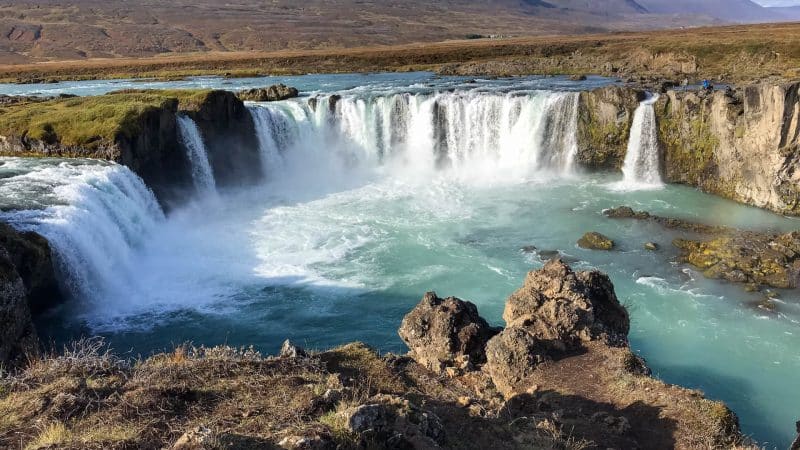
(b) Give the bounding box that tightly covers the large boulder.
[484,260,630,397]
[399,292,498,373]
[577,231,614,250]
[237,84,299,102]
[503,259,629,345]
[483,327,550,397]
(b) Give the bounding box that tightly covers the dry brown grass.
[0,338,753,449]
[0,22,798,84]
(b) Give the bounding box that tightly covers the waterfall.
[621,94,662,188]
[247,90,581,180]
[0,160,164,303]
[177,115,216,194]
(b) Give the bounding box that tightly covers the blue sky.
[753,0,800,6]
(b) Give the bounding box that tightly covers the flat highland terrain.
[0,22,798,84]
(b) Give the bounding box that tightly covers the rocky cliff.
[576,86,644,171]
[0,223,57,365]
[0,90,260,208]
[655,82,800,215]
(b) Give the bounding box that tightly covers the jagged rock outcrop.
[485,260,629,396]
[399,292,498,373]
[238,84,299,102]
[0,223,59,365]
[502,260,629,344]
[576,86,644,171]
[656,82,800,215]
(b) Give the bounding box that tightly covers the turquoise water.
[1,72,797,446]
[30,171,800,447]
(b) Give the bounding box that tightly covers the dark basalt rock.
[603,205,729,234]
[0,223,59,313]
[0,246,38,366]
[341,394,445,448]
[186,90,262,188]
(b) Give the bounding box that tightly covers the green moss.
[0,89,214,150]
[577,93,633,170]
[657,99,720,188]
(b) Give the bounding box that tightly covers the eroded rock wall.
[0,223,57,366]
[576,86,644,171]
[185,90,262,188]
[656,82,800,214]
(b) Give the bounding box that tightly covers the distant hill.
[769,5,800,20]
[0,0,788,64]
[636,0,782,22]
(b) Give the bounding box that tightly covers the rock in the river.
[790,420,800,450]
[603,205,728,234]
[237,84,299,102]
[644,242,659,251]
[399,292,498,372]
[577,231,614,250]
[674,231,800,289]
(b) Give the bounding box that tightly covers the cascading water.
[246,90,581,180]
[177,115,217,194]
[620,94,662,188]
[0,159,164,303]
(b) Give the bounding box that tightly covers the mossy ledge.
[576,86,645,171]
[0,89,260,208]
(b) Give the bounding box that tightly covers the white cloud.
[752,0,800,6]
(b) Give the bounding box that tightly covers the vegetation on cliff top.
[0,89,214,149]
